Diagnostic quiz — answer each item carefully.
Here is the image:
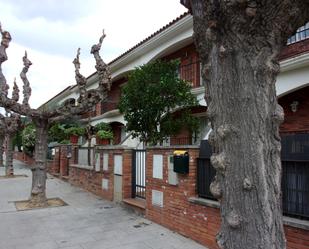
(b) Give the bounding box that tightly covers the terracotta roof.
[84,12,190,83]
[108,11,190,65]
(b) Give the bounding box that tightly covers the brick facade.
[145,147,309,249]
[279,39,309,61]
[279,86,309,134]
[101,78,126,115]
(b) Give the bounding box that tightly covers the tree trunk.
[0,136,4,167]
[184,1,309,248]
[5,134,14,176]
[207,45,285,249]
[29,118,49,207]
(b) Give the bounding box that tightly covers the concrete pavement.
[0,160,207,249]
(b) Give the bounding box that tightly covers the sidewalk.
[0,160,207,249]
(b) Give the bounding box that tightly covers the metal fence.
[197,158,216,200]
[132,149,146,199]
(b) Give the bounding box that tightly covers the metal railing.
[287,23,309,44]
[132,149,146,199]
[170,136,193,146]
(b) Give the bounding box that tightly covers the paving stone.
[0,160,207,249]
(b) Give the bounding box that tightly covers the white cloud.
[0,0,187,108]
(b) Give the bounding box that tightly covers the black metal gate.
[132,149,146,199]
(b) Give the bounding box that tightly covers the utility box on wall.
[173,150,189,174]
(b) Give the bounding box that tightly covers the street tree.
[181,1,309,248]
[0,114,5,167]
[0,23,111,207]
[118,60,199,145]
[4,112,21,176]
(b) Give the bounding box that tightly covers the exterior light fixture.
[290,101,299,112]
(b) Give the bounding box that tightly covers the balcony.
[280,23,309,60]
[101,101,118,115]
[287,23,309,45]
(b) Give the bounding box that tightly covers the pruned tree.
[0,114,5,167]
[0,24,111,207]
[118,59,199,145]
[4,112,21,176]
[180,1,309,249]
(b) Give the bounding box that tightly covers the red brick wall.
[68,147,133,201]
[47,146,60,175]
[13,151,35,165]
[279,39,309,61]
[146,147,220,249]
[146,147,309,249]
[101,78,126,115]
[279,86,309,134]
[69,166,112,199]
[285,226,309,249]
[59,146,69,177]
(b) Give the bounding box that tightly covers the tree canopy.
[118,60,199,145]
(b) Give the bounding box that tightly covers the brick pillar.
[59,146,69,177]
[122,149,133,199]
[53,146,60,174]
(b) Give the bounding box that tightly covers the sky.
[0,0,187,108]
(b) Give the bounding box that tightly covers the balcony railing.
[101,101,118,115]
[287,23,309,45]
[178,60,202,88]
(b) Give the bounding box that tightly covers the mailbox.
[173,150,189,174]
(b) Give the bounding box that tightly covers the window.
[197,134,309,220]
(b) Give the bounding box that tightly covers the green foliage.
[64,126,85,136]
[97,130,114,139]
[94,122,113,139]
[48,122,68,143]
[118,59,198,144]
[59,139,70,144]
[94,122,111,132]
[22,123,36,156]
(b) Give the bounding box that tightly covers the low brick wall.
[146,147,220,248]
[13,151,35,166]
[68,146,133,202]
[69,165,112,200]
[146,147,309,249]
